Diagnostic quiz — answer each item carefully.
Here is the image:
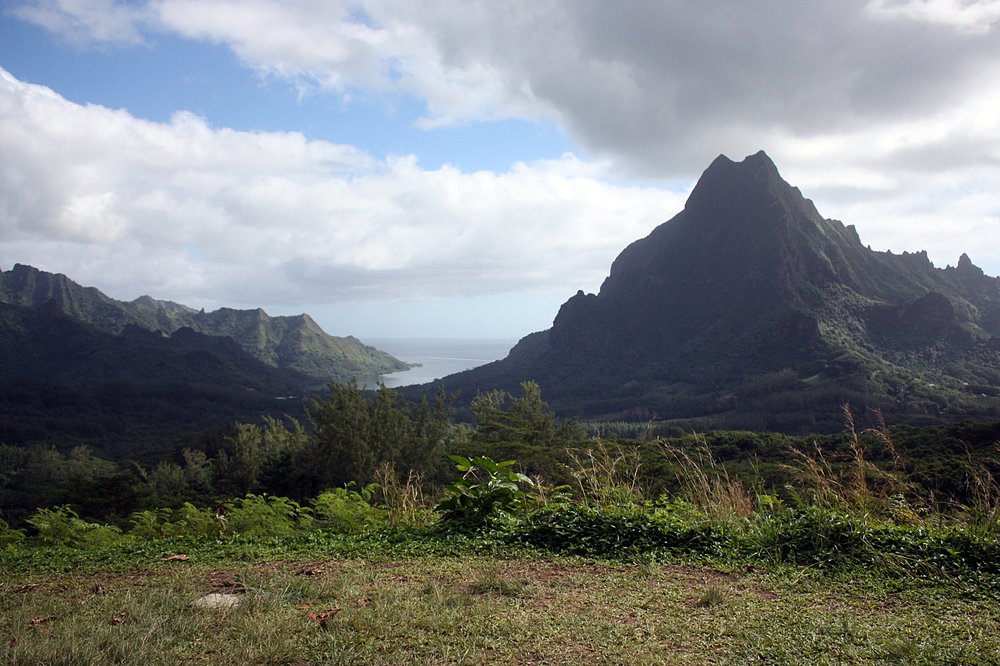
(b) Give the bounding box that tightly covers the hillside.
[0,301,317,458]
[0,301,314,392]
[431,151,1000,432]
[0,264,410,382]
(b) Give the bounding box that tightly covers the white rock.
[193,592,242,609]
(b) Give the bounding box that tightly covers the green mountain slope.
[0,301,314,392]
[0,300,319,458]
[432,151,1000,432]
[0,265,410,381]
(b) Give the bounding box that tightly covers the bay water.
[364,338,516,388]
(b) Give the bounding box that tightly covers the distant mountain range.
[0,301,314,393]
[431,151,1000,432]
[0,263,410,385]
[0,265,415,455]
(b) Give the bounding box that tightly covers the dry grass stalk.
[782,404,920,521]
[659,437,754,521]
[563,440,643,507]
[373,463,432,527]
[960,445,1000,536]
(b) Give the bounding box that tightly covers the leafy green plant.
[128,502,224,539]
[310,485,383,533]
[26,506,123,548]
[221,494,310,537]
[0,513,25,550]
[128,508,176,539]
[741,505,876,566]
[512,503,726,558]
[435,455,534,529]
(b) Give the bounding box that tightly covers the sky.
[1,1,1000,341]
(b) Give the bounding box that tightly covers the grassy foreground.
[4,426,1000,665]
[2,534,999,666]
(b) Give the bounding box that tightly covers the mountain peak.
[956,252,985,278]
[683,150,803,223]
[434,150,1000,432]
[704,149,778,175]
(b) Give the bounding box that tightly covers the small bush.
[128,503,223,539]
[741,505,876,567]
[311,485,383,533]
[435,455,534,530]
[0,513,25,549]
[221,494,310,537]
[511,503,726,558]
[26,506,123,548]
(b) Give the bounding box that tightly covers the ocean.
[364,338,517,388]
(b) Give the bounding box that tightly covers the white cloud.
[0,68,679,310]
[866,0,1000,34]
[11,0,150,46]
[6,0,1000,283]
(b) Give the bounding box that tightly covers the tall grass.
[780,405,922,523]
[562,440,643,507]
[658,437,755,521]
[960,445,1000,538]
[372,464,435,529]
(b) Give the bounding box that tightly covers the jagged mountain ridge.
[0,301,314,392]
[0,264,410,381]
[432,151,1000,432]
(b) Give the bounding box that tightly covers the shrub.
[511,503,726,558]
[435,455,534,530]
[128,503,223,539]
[0,513,25,549]
[311,485,383,533]
[221,494,310,537]
[742,505,877,567]
[26,506,123,548]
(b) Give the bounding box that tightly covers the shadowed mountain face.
[0,269,411,453]
[0,265,410,382]
[0,301,314,392]
[433,151,1000,432]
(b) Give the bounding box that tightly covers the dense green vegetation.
[2,382,997,573]
[3,380,999,527]
[3,381,1000,663]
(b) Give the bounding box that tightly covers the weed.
[373,463,436,529]
[563,440,643,507]
[781,405,920,521]
[694,583,727,607]
[659,438,754,521]
[960,445,1000,539]
[467,566,531,598]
